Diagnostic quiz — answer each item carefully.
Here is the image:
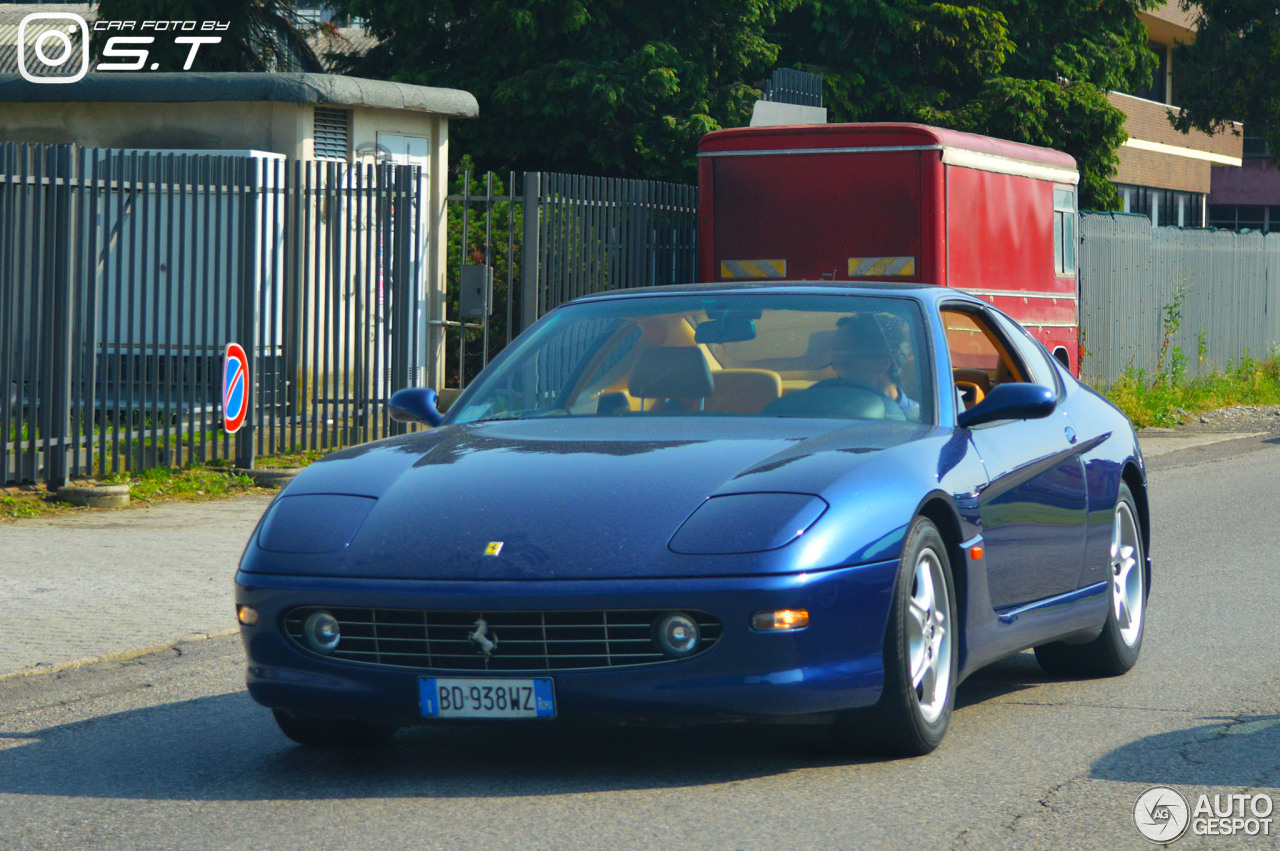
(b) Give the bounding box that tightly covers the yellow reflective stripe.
[868,257,895,276]
[848,256,916,277]
[720,259,787,279]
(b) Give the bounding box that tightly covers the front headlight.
[667,492,828,555]
[256,494,378,555]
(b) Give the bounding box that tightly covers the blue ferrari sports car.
[235,283,1150,756]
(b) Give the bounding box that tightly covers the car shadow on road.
[0,690,906,801]
[954,650,1050,709]
[1090,714,1280,789]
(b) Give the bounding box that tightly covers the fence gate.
[1,142,427,487]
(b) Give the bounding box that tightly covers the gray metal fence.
[1,142,426,487]
[762,68,824,107]
[447,170,698,387]
[1079,211,1280,384]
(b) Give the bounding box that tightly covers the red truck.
[697,123,1081,373]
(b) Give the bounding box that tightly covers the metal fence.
[11,143,1280,487]
[447,170,698,387]
[1079,211,1280,384]
[762,68,824,107]
[1,142,426,487]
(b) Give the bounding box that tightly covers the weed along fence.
[0,142,428,487]
[1079,212,1280,385]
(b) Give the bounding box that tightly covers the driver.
[827,314,920,419]
[761,314,919,420]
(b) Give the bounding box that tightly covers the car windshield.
[446,293,934,425]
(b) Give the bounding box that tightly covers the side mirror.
[389,387,443,427]
[957,383,1055,428]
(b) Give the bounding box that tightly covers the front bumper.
[235,559,898,726]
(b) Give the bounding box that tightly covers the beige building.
[1110,2,1243,225]
[0,72,478,389]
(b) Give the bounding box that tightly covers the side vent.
[313,108,350,160]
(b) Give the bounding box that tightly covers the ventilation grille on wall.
[314,108,350,160]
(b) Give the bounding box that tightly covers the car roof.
[568,280,987,308]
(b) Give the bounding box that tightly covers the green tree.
[330,0,1157,208]
[1171,0,1280,160]
[332,0,792,181]
[772,0,1157,209]
[91,0,323,71]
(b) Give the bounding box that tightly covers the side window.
[941,307,1030,410]
[992,312,1063,397]
[1054,186,1077,277]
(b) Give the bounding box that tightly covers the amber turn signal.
[751,609,810,631]
[236,605,260,626]
[969,546,984,560]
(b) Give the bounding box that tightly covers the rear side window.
[992,312,1063,397]
[941,306,1031,411]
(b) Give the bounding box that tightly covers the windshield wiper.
[472,412,527,423]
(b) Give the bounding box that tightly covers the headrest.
[628,347,714,399]
[707,369,782,414]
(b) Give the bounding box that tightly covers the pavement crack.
[995,698,1200,714]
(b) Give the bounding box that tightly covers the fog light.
[654,612,701,658]
[236,605,260,627]
[303,610,341,654]
[751,609,809,631]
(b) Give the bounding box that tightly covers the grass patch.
[0,490,61,520]
[1102,352,1280,428]
[254,448,328,469]
[1,446,332,521]
[110,465,260,504]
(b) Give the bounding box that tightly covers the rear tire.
[271,709,399,748]
[1035,482,1145,677]
[835,517,957,756]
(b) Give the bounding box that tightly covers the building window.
[313,108,350,160]
[1244,132,1272,159]
[1143,41,1169,104]
[1208,205,1280,233]
[1116,184,1204,227]
[1054,186,1077,276]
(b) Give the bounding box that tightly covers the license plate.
[419,677,556,719]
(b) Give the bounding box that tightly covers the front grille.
[284,607,722,672]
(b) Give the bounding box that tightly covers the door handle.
[1065,426,1078,445]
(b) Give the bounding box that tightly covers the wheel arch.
[916,494,969,663]
[1121,461,1150,594]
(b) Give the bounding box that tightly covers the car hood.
[243,417,940,580]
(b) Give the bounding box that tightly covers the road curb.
[0,628,240,682]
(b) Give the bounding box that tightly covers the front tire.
[1035,482,1146,677]
[271,710,399,748]
[836,517,958,756]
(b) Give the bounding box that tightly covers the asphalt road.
[1,435,1278,850]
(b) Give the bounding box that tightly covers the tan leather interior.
[706,369,783,414]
